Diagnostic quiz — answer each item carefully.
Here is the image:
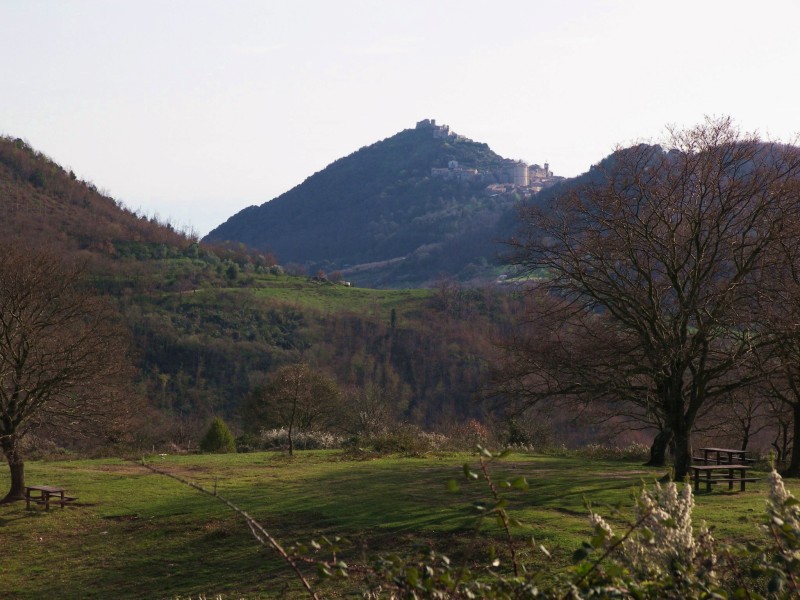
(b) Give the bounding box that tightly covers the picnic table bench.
[690,447,759,493]
[25,485,77,510]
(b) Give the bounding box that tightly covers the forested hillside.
[0,136,520,449]
[205,124,525,287]
[0,136,189,252]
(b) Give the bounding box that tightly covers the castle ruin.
[418,119,561,193]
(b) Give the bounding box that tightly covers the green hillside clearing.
[0,452,791,598]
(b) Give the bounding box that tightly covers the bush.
[19,435,75,461]
[576,441,651,461]
[199,417,236,453]
[344,424,449,456]
[256,428,343,451]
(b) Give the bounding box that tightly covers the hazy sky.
[3,1,799,236]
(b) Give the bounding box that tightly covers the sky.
[2,1,800,237]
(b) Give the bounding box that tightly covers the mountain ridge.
[205,121,558,287]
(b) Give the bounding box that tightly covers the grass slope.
[1,452,794,599]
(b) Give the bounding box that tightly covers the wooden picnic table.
[25,485,76,510]
[690,464,758,493]
[695,447,753,465]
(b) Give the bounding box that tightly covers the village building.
[419,118,564,193]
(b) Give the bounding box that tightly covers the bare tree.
[748,209,800,476]
[506,118,800,480]
[490,290,709,462]
[0,242,133,502]
[344,381,400,436]
[762,370,800,475]
[244,363,341,455]
[767,396,794,469]
[755,286,800,475]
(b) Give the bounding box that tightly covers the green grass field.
[245,280,431,318]
[1,451,795,599]
[169,270,432,317]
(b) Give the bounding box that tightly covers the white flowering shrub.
[584,481,717,593]
[257,428,344,450]
[577,442,651,461]
[505,442,537,454]
[417,431,449,451]
[344,424,453,456]
[748,469,800,596]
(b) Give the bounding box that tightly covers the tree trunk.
[781,403,800,477]
[1,436,26,503]
[671,428,694,482]
[287,423,294,457]
[645,427,673,467]
[740,416,751,451]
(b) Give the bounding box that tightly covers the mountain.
[204,120,548,287]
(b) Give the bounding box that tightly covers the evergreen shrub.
[199,417,236,453]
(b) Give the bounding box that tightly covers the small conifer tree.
[199,417,236,453]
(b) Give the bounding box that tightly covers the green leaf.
[462,463,478,480]
[446,478,460,493]
[511,477,529,491]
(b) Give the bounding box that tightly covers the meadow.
[1,451,795,599]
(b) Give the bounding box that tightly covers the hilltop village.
[416,119,564,195]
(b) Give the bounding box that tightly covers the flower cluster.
[588,480,717,587]
[760,469,800,595]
